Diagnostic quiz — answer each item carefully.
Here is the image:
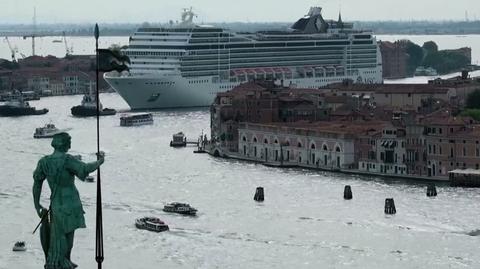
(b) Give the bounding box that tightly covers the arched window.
[264,138,268,144]
[242,136,246,142]
[253,137,257,143]
[274,139,278,144]
[311,143,316,149]
[323,144,328,151]
[297,142,302,148]
[336,146,341,152]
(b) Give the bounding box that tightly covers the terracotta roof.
[419,109,472,126]
[328,83,451,94]
[374,85,450,94]
[324,95,348,103]
[247,120,389,136]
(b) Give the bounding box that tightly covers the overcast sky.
[1,0,479,24]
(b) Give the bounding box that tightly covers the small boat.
[0,95,48,117]
[120,113,153,126]
[170,132,186,147]
[12,241,26,251]
[163,202,197,216]
[1,91,39,101]
[414,66,438,76]
[33,123,71,138]
[135,217,169,232]
[71,94,116,117]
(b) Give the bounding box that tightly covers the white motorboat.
[135,217,169,232]
[12,241,26,251]
[163,202,197,216]
[33,123,71,138]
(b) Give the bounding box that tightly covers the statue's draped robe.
[33,153,91,269]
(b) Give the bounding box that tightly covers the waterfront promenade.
[207,145,450,183]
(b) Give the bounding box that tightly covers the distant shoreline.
[1,20,480,36]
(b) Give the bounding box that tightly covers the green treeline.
[402,40,470,75]
[460,90,480,120]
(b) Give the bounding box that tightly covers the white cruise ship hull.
[105,74,218,109]
[105,71,381,110]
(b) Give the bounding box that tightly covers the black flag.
[98,49,130,72]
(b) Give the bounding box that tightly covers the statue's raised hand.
[96,151,105,165]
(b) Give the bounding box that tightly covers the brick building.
[380,41,408,79]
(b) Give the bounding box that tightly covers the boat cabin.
[120,113,154,126]
[449,169,480,187]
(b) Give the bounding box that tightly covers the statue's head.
[51,132,71,152]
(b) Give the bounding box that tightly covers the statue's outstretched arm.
[68,153,105,180]
[83,158,104,175]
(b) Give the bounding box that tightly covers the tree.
[422,41,438,54]
[423,50,470,74]
[466,89,480,109]
[460,109,480,121]
[403,40,424,75]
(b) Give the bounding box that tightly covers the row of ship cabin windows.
[145,82,175,85]
[188,80,209,84]
[127,51,183,56]
[242,136,342,152]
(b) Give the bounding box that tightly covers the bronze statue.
[33,132,104,269]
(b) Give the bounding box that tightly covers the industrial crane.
[62,32,73,57]
[4,37,18,62]
[22,7,37,56]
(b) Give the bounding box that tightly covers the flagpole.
[94,23,104,269]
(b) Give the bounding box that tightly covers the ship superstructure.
[105,7,383,109]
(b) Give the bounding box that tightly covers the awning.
[381,140,397,148]
[273,67,284,73]
[263,67,274,74]
[282,67,292,73]
[254,68,266,74]
[231,69,247,76]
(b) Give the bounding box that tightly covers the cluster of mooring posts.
[253,184,439,215]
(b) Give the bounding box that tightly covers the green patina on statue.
[33,132,104,269]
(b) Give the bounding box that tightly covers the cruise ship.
[105,7,383,109]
